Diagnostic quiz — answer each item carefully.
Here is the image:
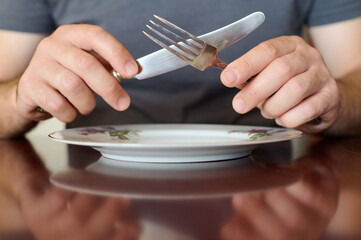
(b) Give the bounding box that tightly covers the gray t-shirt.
[1,0,361,128]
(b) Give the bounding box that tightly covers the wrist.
[324,78,361,135]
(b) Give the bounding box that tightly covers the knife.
[134,11,265,80]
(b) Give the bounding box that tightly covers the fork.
[143,15,227,71]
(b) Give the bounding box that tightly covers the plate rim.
[48,123,303,148]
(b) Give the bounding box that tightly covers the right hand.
[16,24,139,122]
[19,177,139,240]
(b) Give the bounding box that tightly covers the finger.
[275,87,338,129]
[52,194,104,236]
[232,194,287,240]
[58,24,138,78]
[35,86,76,122]
[259,68,324,119]
[264,189,320,238]
[221,215,256,240]
[112,221,141,240]
[44,187,75,219]
[92,52,113,71]
[42,61,96,115]
[232,50,309,114]
[286,164,338,219]
[33,82,77,122]
[53,43,130,111]
[67,194,104,223]
[19,177,73,228]
[221,36,299,87]
[86,198,130,239]
[16,73,54,121]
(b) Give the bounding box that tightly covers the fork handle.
[214,58,228,70]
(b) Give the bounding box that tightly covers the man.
[0,0,361,138]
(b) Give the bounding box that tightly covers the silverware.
[38,13,265,113]
[143,15,228,71]
[112,12,265,81]
[136,12,265,79]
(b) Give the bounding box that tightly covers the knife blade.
[135,11,265,80]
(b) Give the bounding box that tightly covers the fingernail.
[125,61,138,76]
[234,98,246,113]
[118,96,130,111]
[224,70,239,85]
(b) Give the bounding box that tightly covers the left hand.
[220,36,340,133]
[221,157,339,240]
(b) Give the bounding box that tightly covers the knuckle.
[273,57,292,76]
[48,98,67,113]
[19,71,36,88]
[55,25,70,34]
[37,37,54,51]
[318,66,332,82]
[287,79,307,96]
[304,102,319,119]
[309,46,323,61]
[61,74,83,93]
[290,35,303,43]
[259,41,278,58]
[237,58,253,77]
[76,53,97,70]
[87,25,106,38]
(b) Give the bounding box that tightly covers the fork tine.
[149,20,200,53]
[153,14,204,46]
[142,31,193,63]
[146,24,197,58]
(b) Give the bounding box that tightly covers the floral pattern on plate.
[79,126,140,141]
[228,129,288,140]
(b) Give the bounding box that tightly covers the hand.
[16,24,139,122]
[18,176,139,240]
[221,159,339,240]
[221,36,340,133]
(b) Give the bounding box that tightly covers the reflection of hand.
[220,36,339,134]
[221,161,339,240]
[16,24,138,122]
[18,176,139,240]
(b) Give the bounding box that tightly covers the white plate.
[49,124,302,163]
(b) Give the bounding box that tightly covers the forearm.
[0,79,37,139]
[324,68,361,136]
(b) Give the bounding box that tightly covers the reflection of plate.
[49,124,302,163]
[50,156,302,199]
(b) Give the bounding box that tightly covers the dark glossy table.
[1,133,361,240]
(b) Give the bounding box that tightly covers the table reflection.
[51,155,301,199]
[1,135,361,239]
